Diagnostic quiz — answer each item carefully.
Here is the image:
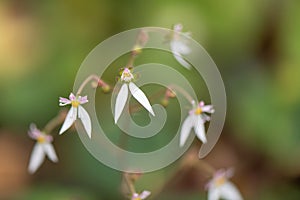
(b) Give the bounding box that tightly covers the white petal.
[170,40,191,69]
[173,54,191,69]
[140,190,151,199]
[202,105,215,113]
[78,105,92,138]
[171,40,191,54]
[219,182,243,200]
[28,143,45,174]
[194,115,207,143]
[114,83,129,123]
[42,143,58,162]
[179,115,194,147]
[59,107,77,134]
[129,82,154,116]
[208,187,220,200]
[201,113,211,122]
[132,193,139,200]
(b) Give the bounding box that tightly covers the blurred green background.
[1,0,300,199]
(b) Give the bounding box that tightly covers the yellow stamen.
[133,198,141,200]
[194,107,202,115]
[123,72,132,77]
[37,136,46,143]
[72,100,80,108]
[215,176,226,187]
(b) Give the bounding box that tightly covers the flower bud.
[161,98,169,107]
[101,84,110,93]
[166,89,176,98]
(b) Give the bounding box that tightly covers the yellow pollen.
[194,107,202,115]
[71,100,80,108]
[37,136,46,143]
[123,72,131,77]
[215,176,226,187]
[133,198,141,200]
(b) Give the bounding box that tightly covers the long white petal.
[170,40,191,69]
[194,115,207,143]
[129,82,154,116]
[171,40,191,54]
[173,54,191,69]
[179,115,194,147]
[219,182,243,200]
[208,187,220,200]
[28,143,45,174]
[78,105,92,138]
[115,83,129,123]
[59,107,77,134]
[42,143,58,162]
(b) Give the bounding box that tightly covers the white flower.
[114,68,155,123]
[179,100,214,147]
[131,190,151,200]
[28,124,58,174]
[59,93,92,138]
[170,23,192,69]
[207,169,243,200]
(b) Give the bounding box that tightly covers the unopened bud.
[161,98,169,107]
[101,84,110,93]
[166,89,176,98]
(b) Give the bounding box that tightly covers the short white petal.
[201,113,211,122]
[202,105,215,113]
[42,143,58,162]
[129,82,154,116]
[78,105,92,138]
[28,143,45,174]
[219,182,243,200]
[194,115,207,143]
[179,115,194,147]
[114,83,129,123]
[208,187,220,200]
[59,107,77,134]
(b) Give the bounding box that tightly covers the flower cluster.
[26,24,244,200]
[28,77,109,173]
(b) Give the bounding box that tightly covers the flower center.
[133,197,141,200]
[37,135,46,143]
[194,107,202,115]
[71,100,80,108]
[121,68,134,82]
[123,72,132,78]
[215,176,226,187]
